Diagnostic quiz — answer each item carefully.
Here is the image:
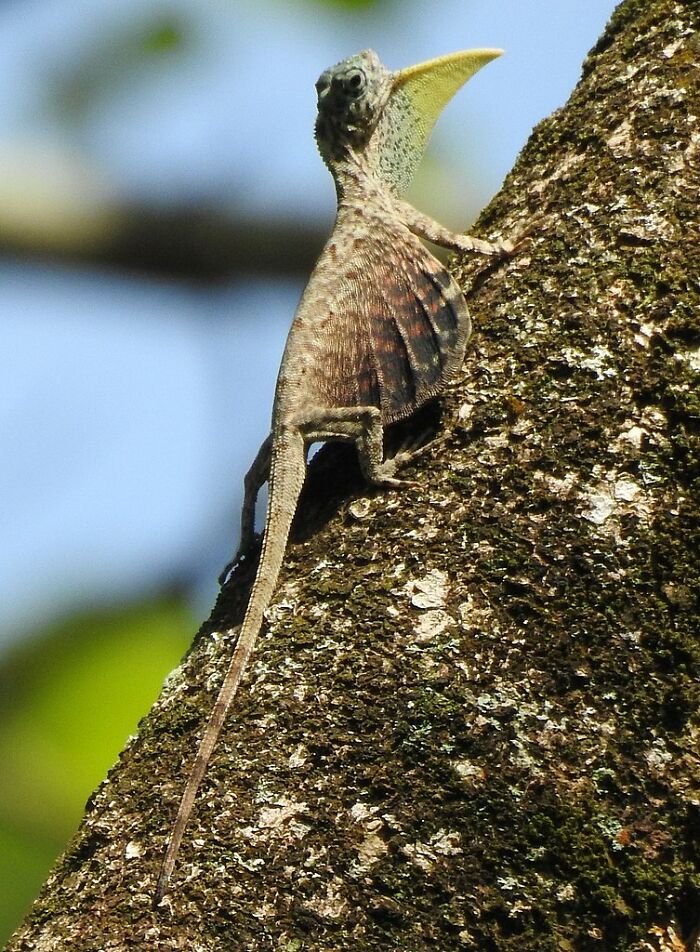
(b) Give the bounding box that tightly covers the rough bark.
[7,0,699,949]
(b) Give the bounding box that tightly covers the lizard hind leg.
[219,432,273,585]
[299,405,420,490]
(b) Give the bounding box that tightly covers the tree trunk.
[7,1,699,949]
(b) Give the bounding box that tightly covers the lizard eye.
[345,69,366,95]
[315,75,331,98]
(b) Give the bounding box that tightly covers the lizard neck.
[329,148,385,206]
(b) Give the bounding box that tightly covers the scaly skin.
[156,46,520,904]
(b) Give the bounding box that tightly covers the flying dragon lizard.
[156,46,524,903]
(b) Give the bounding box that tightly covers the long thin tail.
[155,433,306,903]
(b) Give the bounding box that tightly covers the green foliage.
[140,19,186,54]
[0,597,194,944]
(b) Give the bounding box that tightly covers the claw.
[394,442,432,466]
[488,214,544,260]
[377,475,420,490]
[505,214,545,255]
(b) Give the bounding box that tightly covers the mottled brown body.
[156,47,519,904]
[277,186,469,429]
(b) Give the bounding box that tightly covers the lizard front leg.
[393,197,528,258]
[299,405,421,489]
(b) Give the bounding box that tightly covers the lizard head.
[315,48,502,196]
[314,49,391,166]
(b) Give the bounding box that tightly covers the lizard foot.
[376,475,420,490]
[218,537,260,586]
[499,213,546,257]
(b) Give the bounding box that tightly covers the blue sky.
[0,0,620,646]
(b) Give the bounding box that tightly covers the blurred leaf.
[0,597,194,944]
[141,20,185,54]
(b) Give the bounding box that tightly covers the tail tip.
[153,871,170,908]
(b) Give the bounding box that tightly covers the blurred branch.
[105,206,325,282]
[0,202,325,283]
[0,139,324,281]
